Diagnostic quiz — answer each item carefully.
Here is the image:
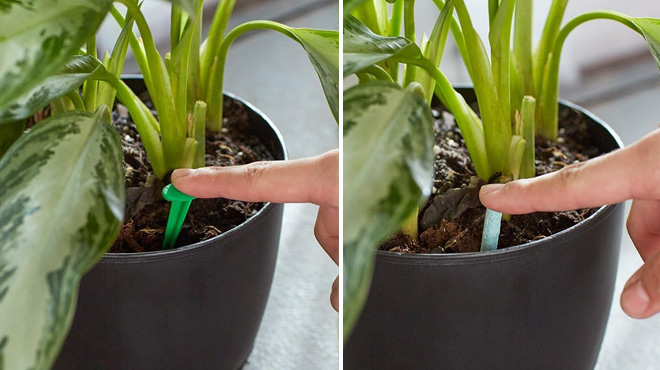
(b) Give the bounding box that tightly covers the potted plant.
[343,0,660,368]
[0,0,338,369]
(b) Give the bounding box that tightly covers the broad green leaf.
[0,0,113,114]
[343,15,421,77]
[0,55,111,124]
[631,18,660,73]
[289,28,340,122]
[343,81,434,340]
[0,108,124,370]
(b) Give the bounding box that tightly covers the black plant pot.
[344,88,626,370]
[54,77,287,370]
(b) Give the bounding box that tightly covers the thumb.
[621,252,660,319]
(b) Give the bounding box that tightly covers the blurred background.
[98,1,339,369]
[411,1,660,369]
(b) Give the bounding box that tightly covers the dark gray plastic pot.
[54,77,286,370]
[345,88,626,370]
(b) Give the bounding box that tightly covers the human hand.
[479,129,660,319]
[172,149,339,311]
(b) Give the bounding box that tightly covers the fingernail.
[172,168,195,180]
[621,280,650,318]
[480,184,505,196]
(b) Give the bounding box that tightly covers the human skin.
[479,129,660,319]
[172,149,339,311]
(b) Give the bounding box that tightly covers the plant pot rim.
[102,81,288,262]
[377,90,624,265]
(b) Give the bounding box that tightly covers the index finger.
[171,150,338,207]
[480,130,660,214]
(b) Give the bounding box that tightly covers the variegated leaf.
[343,81,434,340]
[0,0,113,114]
[0,55,110,124]
[343,15,421,77]
[0,108,124,370]
[289,28,340,122]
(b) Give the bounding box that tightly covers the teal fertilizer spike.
[162,184,196,249]
[480,208,503,252]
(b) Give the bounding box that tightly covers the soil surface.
[380,105,603,254]
[110,96,274,253]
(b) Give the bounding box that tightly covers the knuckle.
[243,161,271,178]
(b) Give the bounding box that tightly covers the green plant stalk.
[66,90,86,111]
[419,0,454,103]
[192,101,207,168]
[533,0,568,98]
[401,210,419,239]
[513,0,533,95]
[110,5,154,101]
[489,0,516,123]
[510,56,523,120]
[431,0,472,78]
[398,56,492,179]
[538,11,642,139]
[453,0,510,174]
[489,0,499,24]
[102,74,167,178]
[360,65,394,81]
[402,0,417,87]
[171,5,183,50]
[82,35,98,111]
[205,20,298,131]
[388,0,404,81]
[97,11,135,109]
[119,0,184,170]
[51,97,69,115]
[200,0,237,95]
[520,95,536,179]
[508,135,526,180]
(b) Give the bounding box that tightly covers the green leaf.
[343,81,434,340]
[343,15,421,77]
[0,0,113,115]
[0,55,110,124]
[289,28,340,122]
[630,18,660,73]
[0,108,124,370]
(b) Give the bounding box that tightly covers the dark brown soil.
[109,97,273,253]
[381,105,602,254]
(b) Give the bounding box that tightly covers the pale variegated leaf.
[0,108,124,370]
[289,28,339,122]
[343,15,421,77]
[0,55,111,124]
[0,0,113,114]
[343,81,434,340]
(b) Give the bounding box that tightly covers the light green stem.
[520,95,536,179]
[118,0,183,170]
[398,56,492,179]
[533,0,568,98]
[66,90,86,111]
[538,11,641,140]
[82,35,98,111]
[402,0,417,87]
[388,0,404,82]
[200,0,237,95]
[206,20,298,131]
[453,0,510,173]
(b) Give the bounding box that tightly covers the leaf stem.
[205,20,298,131]
[402,0,417,86]
[538,11,641,139]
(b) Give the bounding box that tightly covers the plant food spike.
[480,209,502,252]
[162,184,196,249]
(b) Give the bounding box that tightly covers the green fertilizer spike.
[162,184,196,249]
[480,208,503,252]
